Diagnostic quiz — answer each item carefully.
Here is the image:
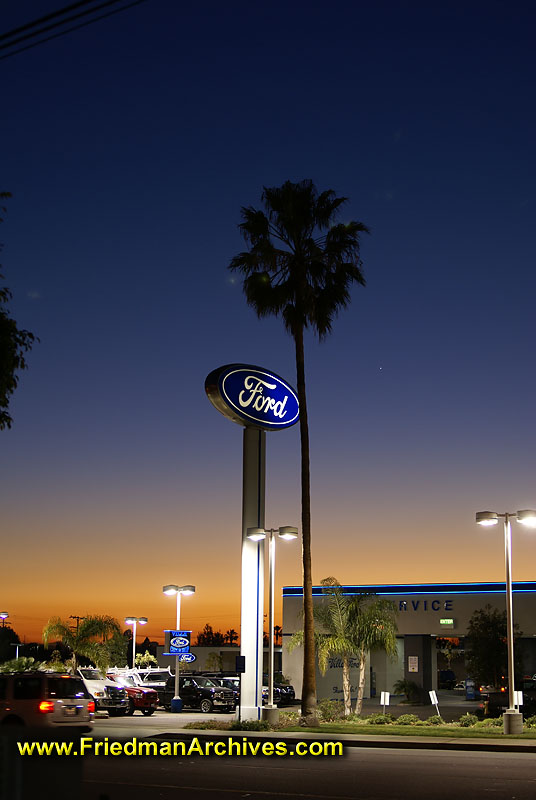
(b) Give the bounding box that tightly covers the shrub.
[183,720,231,730]
[396,713,421,725]
[317,699,346,722]
[524,715,536,728]
[458,713,479,727]
[426,715,443,725]
[392,679,421,702]
[276,710,301,727]
[474,718,502,728]
[229,719,271,731]
[365,713,396,725]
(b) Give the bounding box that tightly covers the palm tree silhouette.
[273,625,283,646]
[225,628,239,646]
[230,179,369,720]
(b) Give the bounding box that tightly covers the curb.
[147,728,536,753]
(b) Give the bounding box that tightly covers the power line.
[0,0,100,42]
[0,0,150,62]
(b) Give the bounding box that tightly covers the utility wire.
[0,0,150,61]
[0,0,100,42]
[1,0,128,50]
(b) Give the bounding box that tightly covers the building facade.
[282,581,536,702]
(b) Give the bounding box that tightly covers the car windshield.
[80,669,103,681]
[192,677,217,688]
[110,675,136,688]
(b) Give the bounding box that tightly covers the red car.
[107,673,158,716]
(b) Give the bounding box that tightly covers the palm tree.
[42,615,122,672]
[288,577,398,716]
[351,597,398,715]
[273,625,283,646]
[230,179,369,721]
[225,628,239,646]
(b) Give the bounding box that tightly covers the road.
[81,746,536,800]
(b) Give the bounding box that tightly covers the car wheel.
[127,699,135,716]
[141,708,155,716]
[199,699,213,713]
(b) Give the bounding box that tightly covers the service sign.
[163,630,191,656]
[205,364,299,431]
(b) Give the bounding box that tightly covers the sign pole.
[240,426,265,720]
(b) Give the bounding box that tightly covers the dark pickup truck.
[159,675,236,713]
[483,679,536,717]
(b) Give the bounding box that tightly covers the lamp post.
[162,584,196,712]
[475,509,536,734]
[0,613,8,628]
[124,616,148,669]
[247,526,298,721]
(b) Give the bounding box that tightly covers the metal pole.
[268,529,275,708]
[174,591,181,701]
[504,514,516,712]
[132,619,137,669]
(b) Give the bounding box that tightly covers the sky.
[2,0,536,646]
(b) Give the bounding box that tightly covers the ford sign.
[205,364,299,431]
[170,636,190,649]
[178,652,197,663]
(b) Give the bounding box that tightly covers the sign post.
[206,364,299,720]
[429,689,441,718]
[380,691,390,714]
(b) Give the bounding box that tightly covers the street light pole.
[247,526,298,720]
[124,617,148,669]
[476,508,536,734]
[0,613,8,628]
[162,585,195,713]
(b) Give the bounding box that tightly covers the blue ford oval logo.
[170,636,189,649]
[178,652,197,663]
[205,364,299,431]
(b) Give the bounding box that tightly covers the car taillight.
[39,701,55,713]
[88,700,95,713]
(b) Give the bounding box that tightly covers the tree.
[224,628,239,646]
[352,596,398,715]
[0,624,20,663]
[0,192,38,430]
[42,615,123,672]
[274,625,283,646]
[229,179,369,721]
[465,604,523,688]
[288,577,397,717]
[135,650,158,668]
[195,623,225,646]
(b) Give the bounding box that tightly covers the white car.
[0,671,94,729]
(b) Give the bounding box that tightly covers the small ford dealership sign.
[205,364,299,431]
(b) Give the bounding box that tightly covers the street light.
[162,584,196,712]
[0,613,8,627]
[247,526,298,718]
[475,508,536,734]
[124,616,148,669]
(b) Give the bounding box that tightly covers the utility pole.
[69,615,86,633]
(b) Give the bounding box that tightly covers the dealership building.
[282,581,536,701]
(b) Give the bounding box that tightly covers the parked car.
[263,674,296,706]
[0,671,94,730]
[107,672,158,716]
[481,680,536,717]
[159,675,236,713]
[77,668,129,716]
[137,668,174,692]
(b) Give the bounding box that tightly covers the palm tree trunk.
[294,325,317,722]
[355,649,367,716]
[342,655,351,716]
